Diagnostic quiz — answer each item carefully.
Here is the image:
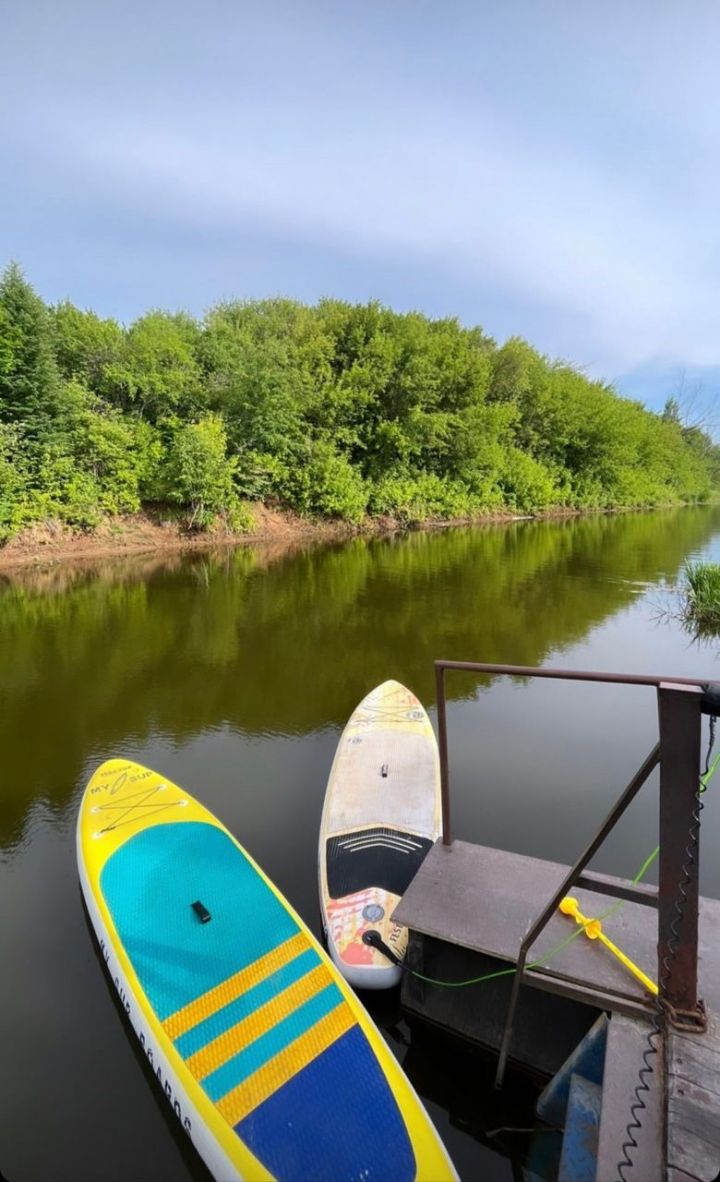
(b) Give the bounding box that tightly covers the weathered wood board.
[596,1013,663,1182]
[394,840,720,1012]
[667,1011,720,1182]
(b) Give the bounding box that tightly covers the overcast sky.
[2,1,720,421]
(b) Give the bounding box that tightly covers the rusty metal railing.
[433,660,717,1087]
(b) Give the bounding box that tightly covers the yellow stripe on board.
[216,1005,356,1127]
[163,933,308,1040]
[186,964,332,1080]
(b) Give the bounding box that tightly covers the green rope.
[700,749,720,792]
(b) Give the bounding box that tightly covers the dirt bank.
[0,503,534,572]
[0,504,535,572]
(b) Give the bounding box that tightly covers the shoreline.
[0,505,524,572]
[0,501,693,574]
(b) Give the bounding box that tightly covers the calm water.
[3,506,720,1182]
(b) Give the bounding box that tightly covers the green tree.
[0,262,59,430]
[0,261,718,539]
[104,311,203,420]
[52,301,125,395]
[201,300,308,463]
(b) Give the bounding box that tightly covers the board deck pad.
[78,760,456,1182]
[320,682,442,983]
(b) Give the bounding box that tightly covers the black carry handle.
[362,928,403,966]
[191,900,211,924]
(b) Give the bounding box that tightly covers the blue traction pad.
[237,1025,417,1182]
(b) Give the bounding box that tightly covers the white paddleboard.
[319,681,441,989]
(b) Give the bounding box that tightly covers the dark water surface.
[3,507,720,1182]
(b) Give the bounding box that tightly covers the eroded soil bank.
[0,504,532,572]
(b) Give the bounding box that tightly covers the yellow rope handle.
[559,896,658,996]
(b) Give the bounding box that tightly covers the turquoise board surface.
[100,821,298,1019]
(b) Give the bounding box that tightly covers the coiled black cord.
[616,715,716,1181]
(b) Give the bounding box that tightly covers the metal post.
[657,682,703,1014]
[435,662,451,845]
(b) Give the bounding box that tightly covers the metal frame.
[433,660,713,1088]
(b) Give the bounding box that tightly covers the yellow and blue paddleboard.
[77,760,457,1182]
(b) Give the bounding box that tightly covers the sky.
[2,0,720,427]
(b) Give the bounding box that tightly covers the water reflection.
[1,506,719,849]
[3,506,720,1182]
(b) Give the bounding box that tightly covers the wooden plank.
[393,840,720,1011]
[595,1014,663,1182]
[667,1013,720,1182]
[672,1017,720,1054]
[669,1044,720,1100]
[668,1078,720,1150]
[667,1123,720,1182]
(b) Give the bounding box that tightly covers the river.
[2,506,720,1181]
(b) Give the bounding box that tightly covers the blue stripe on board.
[100,822,299,1020]
[235,1024,416,1182]
[174,948,320,1060]
[203,984,344,1101]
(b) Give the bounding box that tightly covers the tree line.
[0,261,717,539]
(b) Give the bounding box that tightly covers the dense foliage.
[0,262,717,539]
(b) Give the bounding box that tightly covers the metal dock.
[393,661,720,1182]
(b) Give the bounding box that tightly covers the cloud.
[28,98,704,370]
[2,0,720,381]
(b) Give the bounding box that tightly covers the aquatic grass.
[682,561,720,636]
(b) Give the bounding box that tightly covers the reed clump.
[682,561,720,634]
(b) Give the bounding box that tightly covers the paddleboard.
[77,759,456,1182]
[319,682,442,990]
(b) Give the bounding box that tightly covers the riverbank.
[0,499,704,573]
[0,504,537,571]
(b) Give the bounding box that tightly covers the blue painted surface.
[100,821,298,1020]
[557,1073,602,1182]
[236,1025,416,1182]
[537,1014,608,1127]
[174,948,320,1060]
[203,984,344,1100]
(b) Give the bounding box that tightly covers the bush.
[163,414,238,527]
[271,442,368,522]
[0,424,30,539]
[368,472,476,522]
[27,445,103,529]
[497,449,561,511]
